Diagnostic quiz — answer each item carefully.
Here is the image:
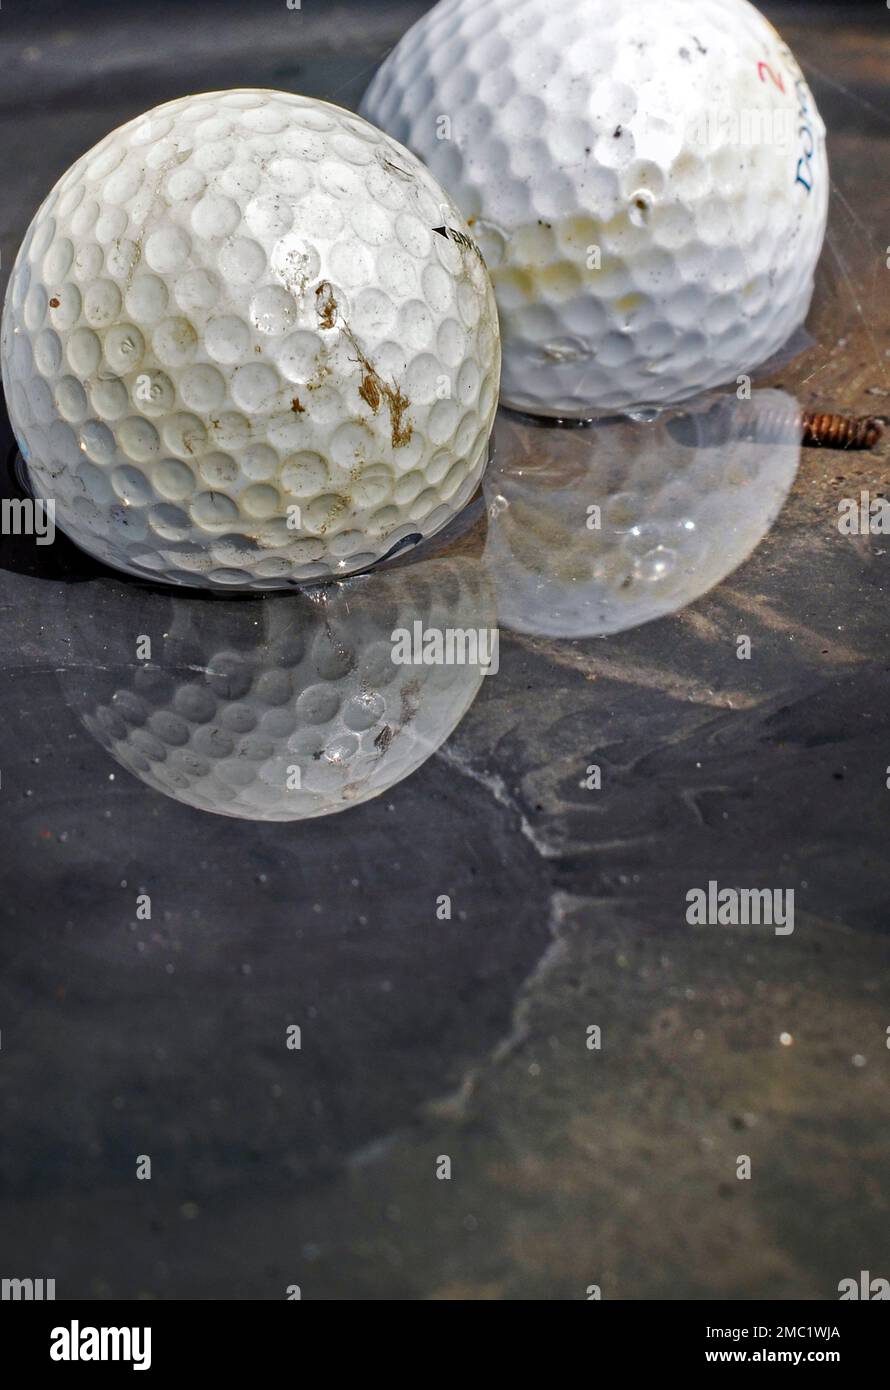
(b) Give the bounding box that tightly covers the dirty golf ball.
[1,89,500,587]
[361,0,828,418]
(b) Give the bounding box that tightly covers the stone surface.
[0,0,888,1300]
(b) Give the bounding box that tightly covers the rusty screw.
[801,411,883,450]
[670,403,885,450]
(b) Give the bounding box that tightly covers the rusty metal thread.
[668,403,885,450]
[800,411,883,450]
[724,406,884,450]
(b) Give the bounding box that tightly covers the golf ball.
[361,0,828,418]
[1,89,500,588]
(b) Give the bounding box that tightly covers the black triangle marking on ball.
[432,225,484,262]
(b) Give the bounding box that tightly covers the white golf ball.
[361,0,829,418]
[1,89,500,587]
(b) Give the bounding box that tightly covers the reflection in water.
[19,389,804,817]
[57,555,495,820]
[483,391,801,638]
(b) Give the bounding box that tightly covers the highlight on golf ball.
[1,89,501,589]
[361,0,829,419]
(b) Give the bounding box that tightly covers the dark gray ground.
[0,0,888,1300]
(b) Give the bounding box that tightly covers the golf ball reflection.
[58,554,495,820]
[481,390,801,638]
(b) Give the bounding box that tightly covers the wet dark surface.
[0,1,888,1300]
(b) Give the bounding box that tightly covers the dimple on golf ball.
[361,0,828,418]
[1,89,500,587]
